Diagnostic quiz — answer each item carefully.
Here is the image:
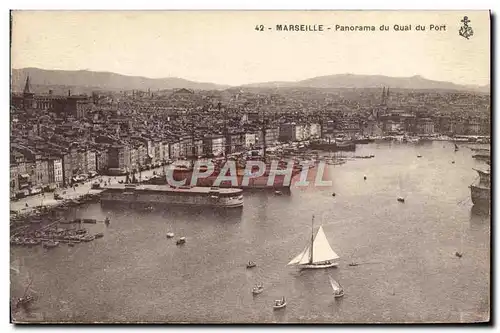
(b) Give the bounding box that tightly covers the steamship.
[309,138,356,152]
[169,159,303,189]
[470,167,490,209]
[101,184,244,208]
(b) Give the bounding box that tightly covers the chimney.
[49,90,53,95]
[68,89,71,97]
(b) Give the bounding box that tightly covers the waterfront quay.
[10,142,490,323]
[10,165,169,216]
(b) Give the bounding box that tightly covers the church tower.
[381,87,386,105]
[22,75,35,109]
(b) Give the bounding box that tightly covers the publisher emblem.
[459,16,474,40]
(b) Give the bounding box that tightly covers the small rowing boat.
[252,283,264,295]
[273,296,287,310]
[246,261,256,269]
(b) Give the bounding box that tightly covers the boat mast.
[260,100,267,162]
[139,160,142,183]
[22,278,33,299]
[310,215,315,264]
[222,102,229,160]
[191,121,196,169]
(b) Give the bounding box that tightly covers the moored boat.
[81,235,95,242]
[10,237,22,246]
[101,184,244,208]
[176,237,186,245]
[406,137,420,144]
[166,232,175,238]
[471,147,490,162]
[309,139,356,152]
[353,137,375,144]
[469,147,490,154]
[42,240,59,248]
[472,153,490,162]
[24,239,40,246]
[470,167,490,209]
[169,160,303,189]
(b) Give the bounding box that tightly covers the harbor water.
[11,141,490,323]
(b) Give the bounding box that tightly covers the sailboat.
[287,215,339,269]
[15,278,36,309]
[329,276,345,298]
[454,143,459,152]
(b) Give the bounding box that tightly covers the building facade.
[258,127,279,146]
[169,141,181,159]
[203,136,225,156]
[108,145,131,171]
[11,76,92,118]
[279,123,296,142]
[244,133,256,148]
[416,118,435,135]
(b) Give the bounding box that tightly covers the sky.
[11,11,491,86]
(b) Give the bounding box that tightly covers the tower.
[381,87,386,105]
[221,103,231,157]
[261,108,268,159]
[22,75,35,109]
[23,75,32,94]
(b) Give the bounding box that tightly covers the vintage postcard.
[9,10,490,324]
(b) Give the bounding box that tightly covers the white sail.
[287,245,311,265]
[312,226,339,263]
[329,276,340,293]
[297,246,312,265]
[288,225,339,266]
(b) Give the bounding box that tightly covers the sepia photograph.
[8,10,491,324]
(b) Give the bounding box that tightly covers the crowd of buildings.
[10,76,490,198]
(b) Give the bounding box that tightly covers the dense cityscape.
[10,75,490,199]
